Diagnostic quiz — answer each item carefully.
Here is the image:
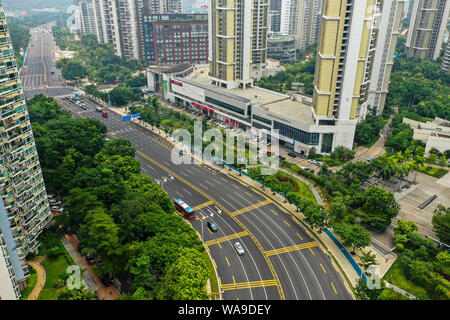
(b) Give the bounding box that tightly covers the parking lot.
[162,101,322,173]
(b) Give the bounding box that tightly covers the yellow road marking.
[212,259,217,269]
[66,104,288,298]
[225,257,230,267]
[245,191,252,197]
[218,242,222,249]
[131,149,284,299]
[309,248,315,256]
[208,228,212,235]
[221,177,227,182]
[320,264,327,274]
[306,231,313,238]
[319,246,327,254]
[230,199,272,217]
[205,231,249,247]
[344,282,351,294]
[265,242,318,257]
[221,279,278,291]
[233,184,240,189]
[193,200,214,211]
[332,262,339,272]
[331,282,338,294]
[296,233,303,240]
[283,220,291,227]
[271,209,278,216]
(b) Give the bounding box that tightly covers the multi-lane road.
[20,25,72,99]
[22,27,354,300]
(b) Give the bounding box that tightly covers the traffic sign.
[122,113,141,122]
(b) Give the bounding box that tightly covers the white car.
[51,206,64,212]
[234,242,245,256]
[49,199,61,205]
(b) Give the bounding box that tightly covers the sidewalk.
[385,281,415,300]
[27,256,46,300]
[61,235,119,300]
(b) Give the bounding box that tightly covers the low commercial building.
[403,117,450,156]
[162,66,356,155]
[146,63,194,92]
[267,35,296,64]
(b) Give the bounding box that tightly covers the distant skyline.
[2,0,72,11]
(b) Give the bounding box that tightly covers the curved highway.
[22,27,354,301]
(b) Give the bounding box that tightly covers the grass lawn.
[41,255,71,289]
[202,250,219,300]
[419,166,448,179]
[275,170,317,205]
[380,288,409,300]
[20,267,37,300]
[383,259,428,299]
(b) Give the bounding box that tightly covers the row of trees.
[247,166,373,253]
[28,95,210,299]
[281,158,401,232]
[393,219,450,299]
[85,84,144,107]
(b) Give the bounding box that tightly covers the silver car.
[234,242,245,256]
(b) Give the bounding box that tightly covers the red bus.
[174,199,195,219]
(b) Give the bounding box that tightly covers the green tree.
[334,222,372,253]
[157,248,209,300]
[360,186,400,231]
[432,205,450,244]
[61,60,88,80]
[355,278,384,300]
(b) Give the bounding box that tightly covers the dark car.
[77,241,86,253]
[278,155,286,161]
[86,253,96,265]
[288,152,297,158]
[101,274,113,287]
[207,221,218,232]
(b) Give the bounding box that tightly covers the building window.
[253,114,272,125]
[205,96,245,115]
[273,121,319,146]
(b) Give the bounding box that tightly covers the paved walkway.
[61,235,119,300]
[27,256,46,300]
[385,281,415,300]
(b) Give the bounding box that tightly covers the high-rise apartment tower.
[405,0,450,60]
[0,0,52,300]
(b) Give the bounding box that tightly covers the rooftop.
[184,67,314,124]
